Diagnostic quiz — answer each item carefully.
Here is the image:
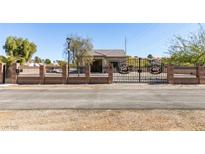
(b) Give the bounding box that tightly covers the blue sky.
[0,23,203,60]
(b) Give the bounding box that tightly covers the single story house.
[91,49,127,73]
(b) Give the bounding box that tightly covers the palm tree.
[0,55,22,77]
[0,55,20,66]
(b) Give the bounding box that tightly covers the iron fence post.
[139,57,141,83]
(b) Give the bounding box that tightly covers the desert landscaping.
[0,109,205,131]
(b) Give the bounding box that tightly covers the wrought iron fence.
[18,65,40,77]
[113,57,167,83]
[45,65,62,77]
[69,66,86,77]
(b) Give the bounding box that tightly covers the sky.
[0,23,203,61]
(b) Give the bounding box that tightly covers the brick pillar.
[167,65,174,84]
[67,65,69,77]
[10,63,19,84]
[108,63,113,84]
[62,64,68,84]
[0,63,3,84]
[85,65,90,83]
[40,65,45,84]
[196,66,205,84]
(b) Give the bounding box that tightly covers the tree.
[0,55,22,67]
[161,57,171,65]
[34,56,42,63]
[3,36,37,64]
[147,54,153,59]
[67,36,93,75]
[56,60,67,67]
[0,55,23,77]
[168,26,205,66]
[44,59,51,65]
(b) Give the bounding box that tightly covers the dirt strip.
[0,109,205,131]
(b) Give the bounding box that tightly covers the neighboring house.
[24,49,127,73]
[91,49,127,73]
[25,62,42,67]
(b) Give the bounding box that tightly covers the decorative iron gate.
[113,57,167,83]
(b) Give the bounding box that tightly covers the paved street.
[0,84,205,109]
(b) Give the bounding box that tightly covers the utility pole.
[124,37,127,55]
[66,37,71,65]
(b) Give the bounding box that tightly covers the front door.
[91,59,103,73]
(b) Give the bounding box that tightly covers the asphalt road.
[0,84,205,109]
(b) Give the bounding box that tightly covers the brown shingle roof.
[92,49,126,57]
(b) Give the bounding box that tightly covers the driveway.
[0,84,205,109]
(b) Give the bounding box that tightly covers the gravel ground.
[0,110,205,131]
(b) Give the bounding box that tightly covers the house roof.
[92,49,126,57]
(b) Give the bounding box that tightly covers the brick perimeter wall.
[17,77,41,84]
[14,63,113,84]
[44,77,64,84]
[13,63,205,85]
[89,77,109,84]
[67,77,87,84]
[11,63,205,85]
[167,65,205,84]
[174,68,196,75]
[108,64,113,84]
[10,63,19,84]
[173,78,198,84]
[167,65,174,84]
[199,78,205,84]
[17,76,111,84]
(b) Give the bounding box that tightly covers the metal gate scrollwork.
[113,57,167,83]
